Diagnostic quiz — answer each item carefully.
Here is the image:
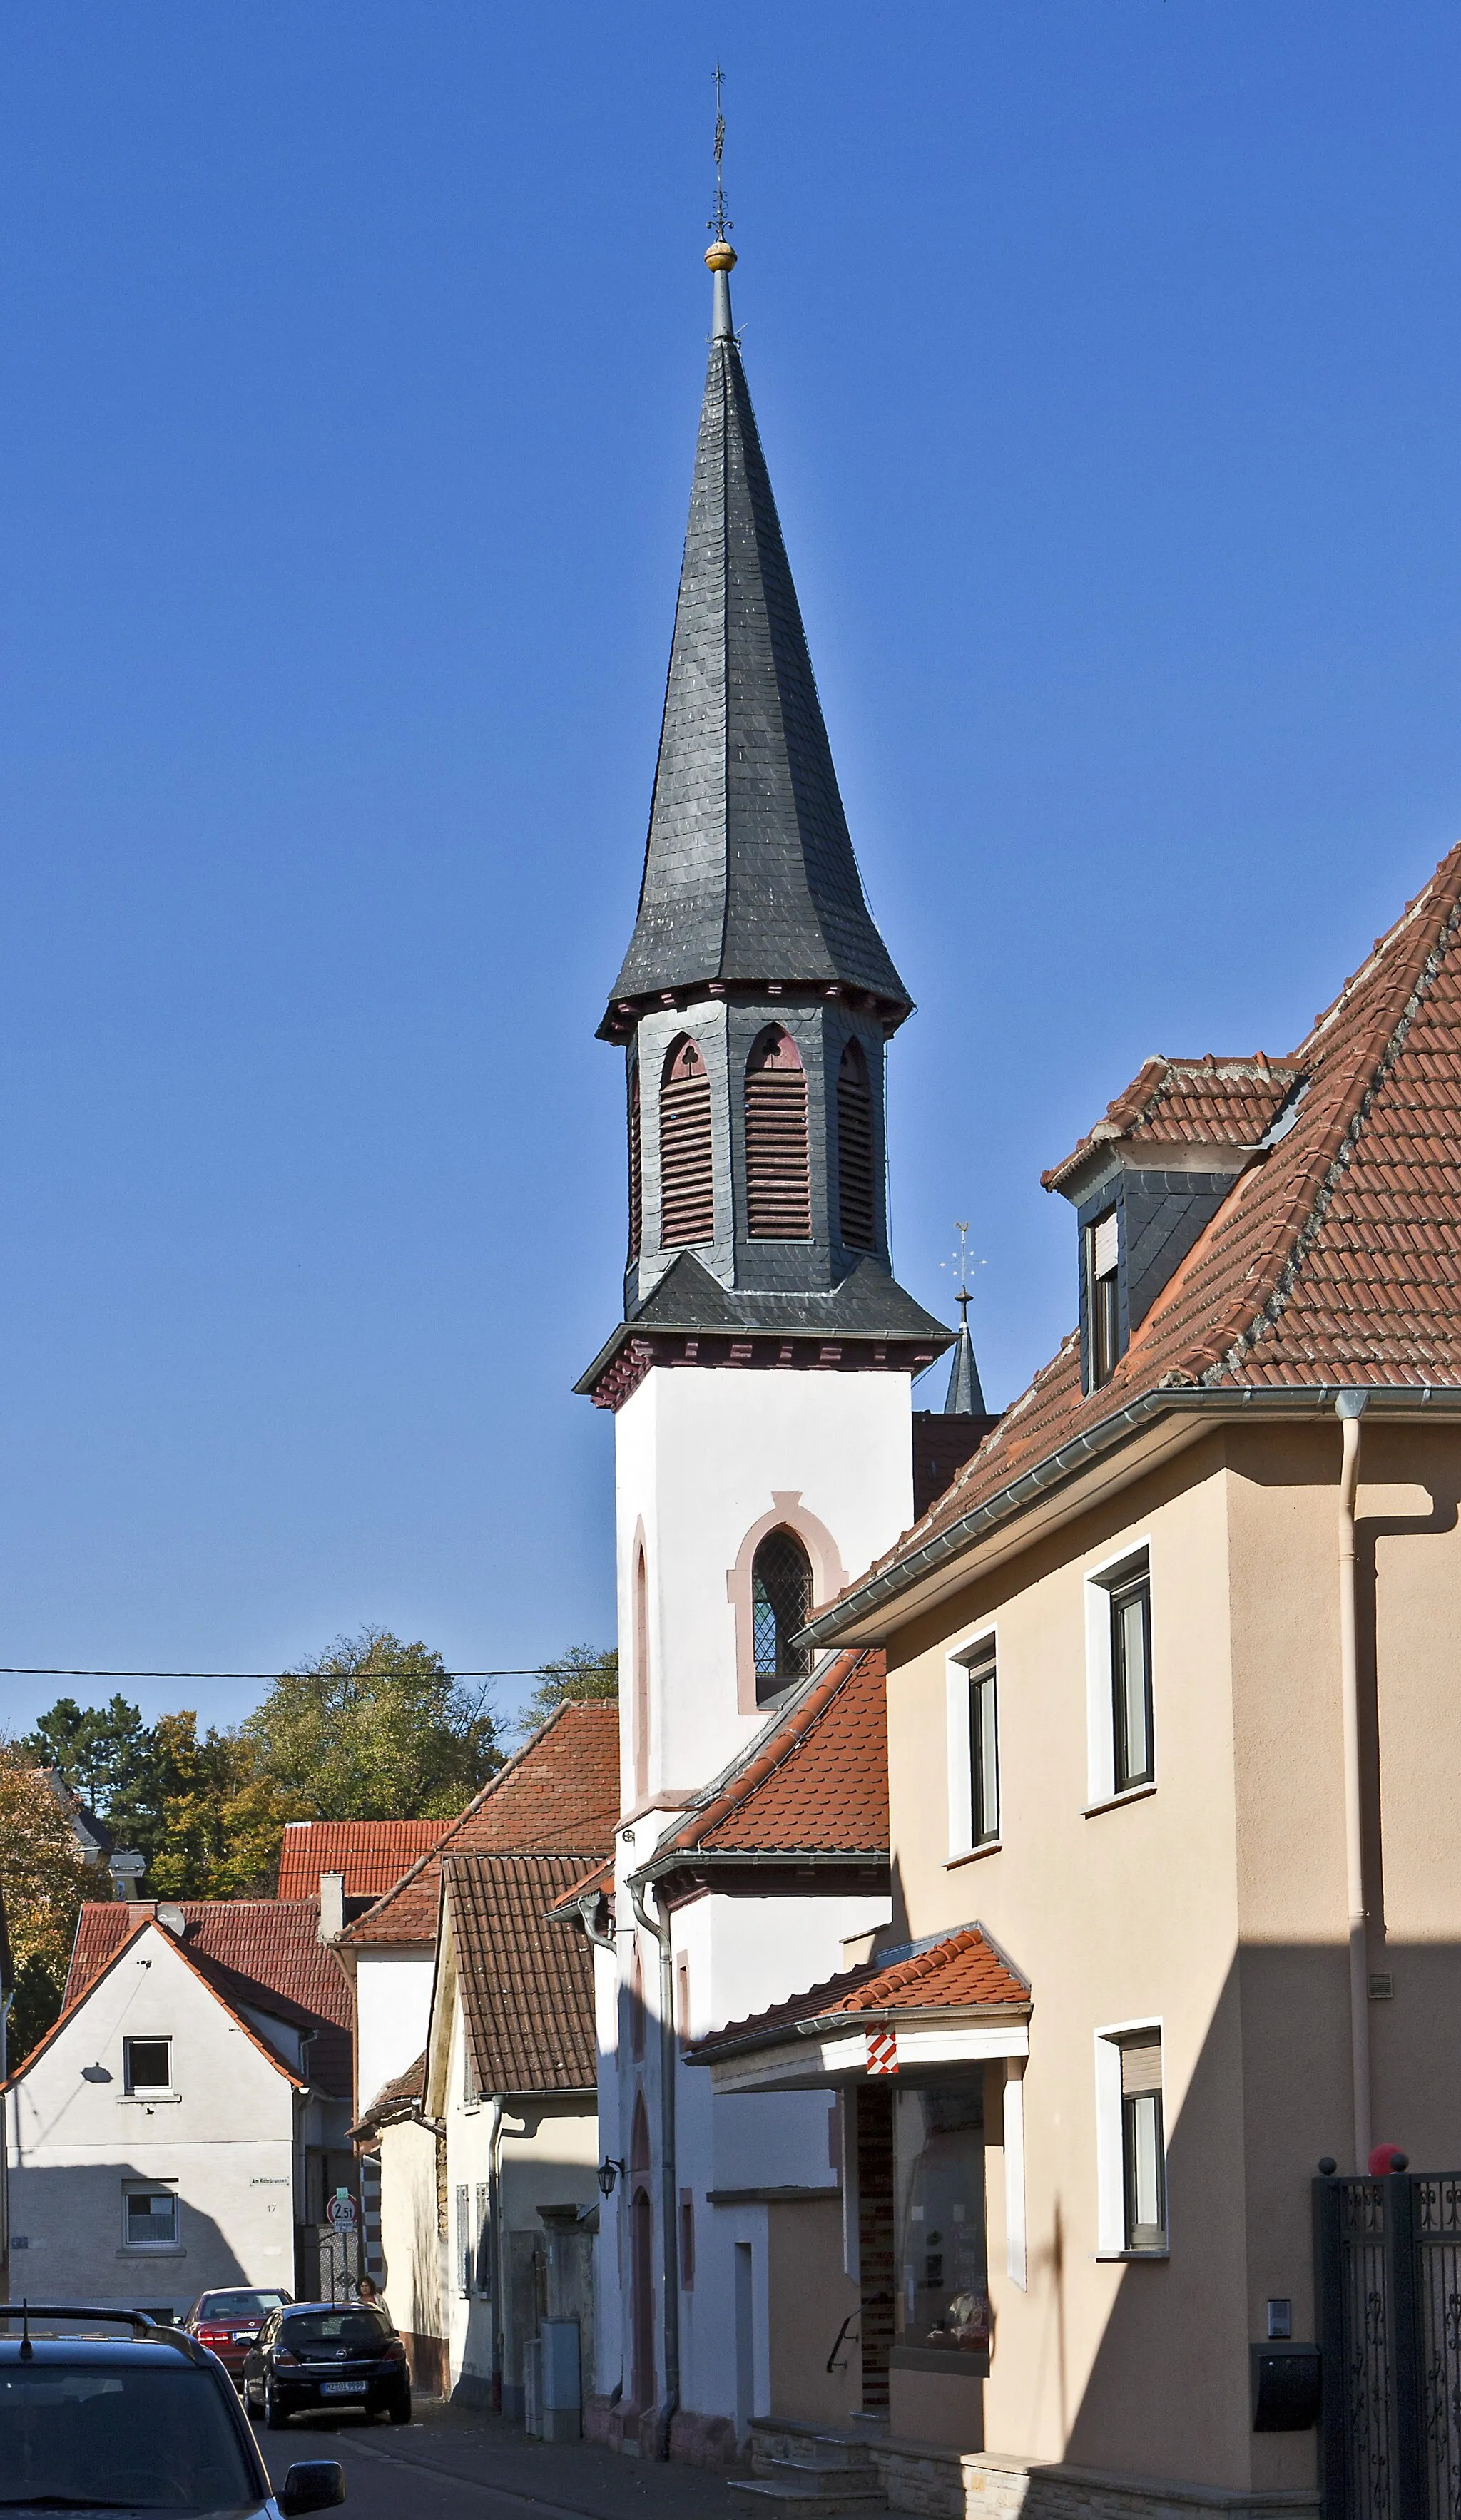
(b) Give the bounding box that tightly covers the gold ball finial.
[705,239,737,273]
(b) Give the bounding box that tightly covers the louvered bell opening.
[659,1038,715,1248]
[628,1063,643,1261]
[745,1029,810,1240]
[838,1041,876,1249]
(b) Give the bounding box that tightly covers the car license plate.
[321,2381,369,2396]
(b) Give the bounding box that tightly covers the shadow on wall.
[4,2164,245,2315]
[404,2213,447,2397]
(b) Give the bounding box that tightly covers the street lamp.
[596,2157,625,2198]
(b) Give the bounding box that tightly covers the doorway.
[734,2241,755,2442]
[631,2186,656,2421]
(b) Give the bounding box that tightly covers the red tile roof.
[278,1820,447,1900]
[446,1855,598,2095]
[337,1701,619,1951]
[351,2049,427,2140]
[653,1648,887,1861]
[830,841,1461,1617]
[690,1925,1030,2061]
[1042,1054,1305,1192]
[66,1899,353,2095]
[11,1913,312,2095]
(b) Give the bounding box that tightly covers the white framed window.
[123,2036,172,2094]
[945,1629,999,1857]
[1084,1545,1154,1808]
[123,2184,178,2250]
[1094,2022,1167,2257]
[1086,1207,1121,1389]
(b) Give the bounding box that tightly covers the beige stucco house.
[692,844,1461,2517]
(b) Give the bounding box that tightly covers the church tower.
[577,233,952,1817]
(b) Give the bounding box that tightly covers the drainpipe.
[631,1877,679,2459]
[486,2096,505,2409]
[1337,1389,1370,2172]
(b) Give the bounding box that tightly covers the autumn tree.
[519,1644,618,1735]
[245,1626,500,1820]
[0,1745,92,2063]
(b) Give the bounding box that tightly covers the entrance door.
[856,2085,895,2412]
[734,2242,754,2441]
[631,2187,656,2419]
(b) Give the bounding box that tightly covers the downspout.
[1,1990,11,2302]
[486,2096,504,2409]
[1337,1389,1370,2172]
[631,1877,679,2459]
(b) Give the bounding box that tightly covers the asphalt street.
[255,2402,745,2520]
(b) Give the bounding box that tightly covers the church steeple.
[599,239,910,1044]
[579,235,950,1408]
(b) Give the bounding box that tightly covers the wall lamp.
[596,2157,626,2198]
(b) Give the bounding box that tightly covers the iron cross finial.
[940,1220,984,1327]
[709,61,732,242]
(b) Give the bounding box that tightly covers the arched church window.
[751,1526,813,1701]
[745,1027,810,1239]
[628,1061,642,1261]
[659,1036,714,1248]
[837,1039,876,1250]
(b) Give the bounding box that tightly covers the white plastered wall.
[354,1948,437,2118]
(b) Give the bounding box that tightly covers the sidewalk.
[325,2397,747,2518]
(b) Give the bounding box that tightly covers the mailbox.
[1251,2340,1321,2431]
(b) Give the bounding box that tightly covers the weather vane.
[940,1220,985,1328]
[709,61,732,243]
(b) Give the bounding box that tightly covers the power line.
[0,1665,552,1683]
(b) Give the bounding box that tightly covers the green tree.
[519,1644,618,1736]
[245,1626,500,1820]
[142,1713,312,1899]
[24,1693,154,1822]
[0,1745,92,2064]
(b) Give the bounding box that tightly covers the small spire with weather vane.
[705,61,737,337]
[940,1222,988,1416]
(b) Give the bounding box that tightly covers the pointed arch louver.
[628,1061,643,1261]
[837,1039,876,1250]
[659,1036,714,1248]
[745,1027,810,1240]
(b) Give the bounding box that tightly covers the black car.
[0,2304,346,2516]
[243,2303,411,2429]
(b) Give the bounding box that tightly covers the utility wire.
[0,1665,553,1682]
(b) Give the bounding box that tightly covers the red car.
[184,2286,293,2385]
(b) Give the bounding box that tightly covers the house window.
[455,2184,472,2298]
[1087,1208,1120,1388]
[967,1642,999,1847]
[679,2188,696,2290]
[659,1035,714,1248]
[1121,2033,1166,2252]
[892,2084,989,2356]
[124,2037,172,2093]
[676,1956,691,2049]
[751,1527,813,1702]
[629,1942,646,2062]
[837,1040,877,1250]
[123,2185,178,2250]
[474,2182,491,2295]
[745,1027,810,1239]
[1111,1571,1154,1794]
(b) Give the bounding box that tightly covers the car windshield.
[195,2296,283,2322]
[0,2363,260,2513]
[280,2313,387,2351]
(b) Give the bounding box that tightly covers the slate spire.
[600,242,911,1040]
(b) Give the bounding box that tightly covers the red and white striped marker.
[865,2028,898,2076]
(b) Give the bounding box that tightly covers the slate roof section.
[337,1701,620,1952]
[444,1855,598,2094]
[688,1925,1031,2063]
[574,1250,952,1403]
[1042,1054,1305,1194]
[810,840,1461,1642]
[278,1820,447,1900]
[602,266,910,1037]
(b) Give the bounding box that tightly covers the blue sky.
[2,2,1460,1739]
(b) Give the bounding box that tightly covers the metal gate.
[1315,2172,1461,2519]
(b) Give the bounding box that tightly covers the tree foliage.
[244,1627,499,1821]
[519,1644,618,1736]
[0,1746,93,2063]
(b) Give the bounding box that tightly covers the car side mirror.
[278,2460,347,2514]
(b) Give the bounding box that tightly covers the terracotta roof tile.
[352,2049,427,2138]
[337,1701,619,1952]
[66,1899,353,2095]
[446,1855,598,2093]
[651,1648,887,1862]
[839,841,1461,1608]
[1042,1054,1304,1190]
[689,1924,1029,2061]
[278,1820,447,1900]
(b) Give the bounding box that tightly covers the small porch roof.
[685,1924,1031,2094]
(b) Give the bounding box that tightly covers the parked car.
[0,2304,345,2516]
[243,2302,411,2429]
[184,2287,293,2386]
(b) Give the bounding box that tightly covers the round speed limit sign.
[326,2193,357,2230]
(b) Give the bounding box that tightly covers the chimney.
[318,1872,345,1943]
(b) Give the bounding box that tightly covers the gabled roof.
[337,1700,619,1952]
[443,1855,598,2096]
[812,840,1461,1641]
[601,255,909,1041]
[278,1819,447,1900]
[688,1925,1030,2064]
[6,1913,309,2094]
[66,1899,353,2096]
[1042,1053,1305,1194]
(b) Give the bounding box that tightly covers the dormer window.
[1088,1209,1120,1387]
